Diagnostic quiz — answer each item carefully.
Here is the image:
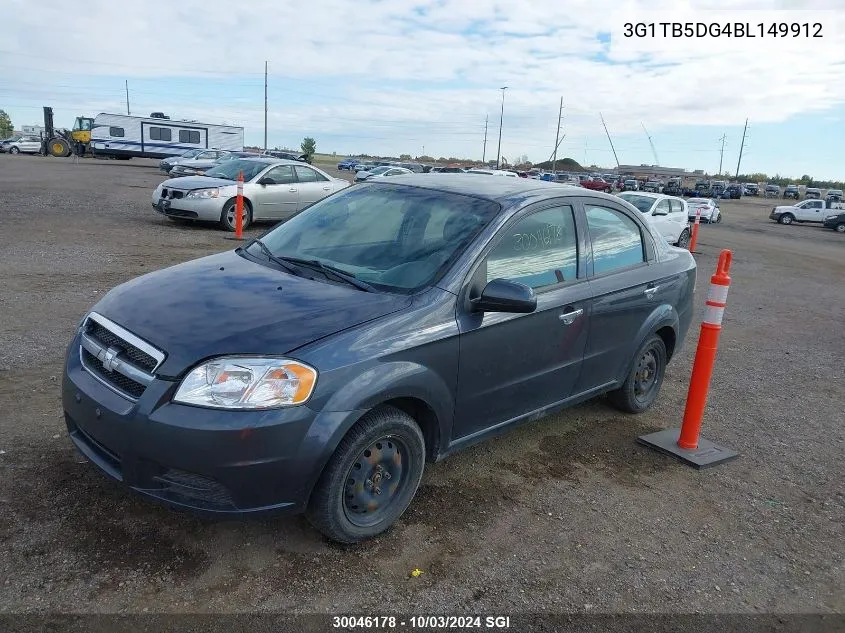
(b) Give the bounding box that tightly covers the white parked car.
[465,168,519,177]
[769,198,845,225]
[617,192,691,248]
[355,166,413,183]
[4,135,42,154]
[152,158,350,231]
[686,198,721,223]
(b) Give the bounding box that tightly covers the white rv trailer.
[89,113,244,159]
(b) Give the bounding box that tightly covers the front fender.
[298,360,454,504]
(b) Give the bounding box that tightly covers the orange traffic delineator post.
[688,207,702,253]
[638,249,739,469]
[224,170,245,241]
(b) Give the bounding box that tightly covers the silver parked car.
[355,166,413,182]
[167,150,233,178]
[152,158,350,231]
[4,136,42,155]
[159,148,203,173]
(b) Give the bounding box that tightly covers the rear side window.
[670,199,684,213]
[109,126,124,137]
[585,205,646,275]
[150,127,171,141]
[294,165,328,182]
[486,205,578,289]
[179,130,201,144]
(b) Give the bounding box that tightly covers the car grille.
[161,188,184,199]
[79,314,165,400]
[153,469,235,509]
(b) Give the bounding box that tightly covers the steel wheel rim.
[634,348,659,402]
[343,436,409,527]
[783,216,792,224]
[836,224,845,233]
[678,231,690,248]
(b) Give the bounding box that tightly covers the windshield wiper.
[275,256,376,292]
[243,239,299,274]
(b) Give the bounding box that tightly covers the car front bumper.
[151,194,225,221]
[62,332,351,515]
[769,210,782,220]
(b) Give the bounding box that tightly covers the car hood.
[89,251,412,377]
[161,176,237,190]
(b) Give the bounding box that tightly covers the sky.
[1,0,844,179]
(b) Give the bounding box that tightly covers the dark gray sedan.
[64,175,696,543]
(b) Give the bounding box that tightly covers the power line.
[735,118,748,178]
[552,97,563,172]
[599,112,620,168]
[482,114,488,163]
[718,133,726,175]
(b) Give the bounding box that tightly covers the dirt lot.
[0,155,843,617]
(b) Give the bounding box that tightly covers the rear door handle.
[559,307,583,325]
[644,284,659,299]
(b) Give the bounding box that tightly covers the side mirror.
[471,278,537,314]
[257,177,275,185]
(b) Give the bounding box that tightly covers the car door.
[798,200,824,222]
[453,202,592,441]
[650,199,673,242]
[293,165,333,210]
[22,137,41,152]
[250,164,299,220]
[668,198,688,235]
[574,201,663,393]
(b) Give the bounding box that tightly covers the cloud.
[1,0,844,167]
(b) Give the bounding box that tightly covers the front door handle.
[289,188,298,192]
[323,186,331,190]
[559,307,583,325]
[644,285,659,299]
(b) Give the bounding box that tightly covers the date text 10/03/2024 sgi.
[623,22,822,38]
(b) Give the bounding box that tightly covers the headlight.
[173,357,317,409]
[186,188,219,199]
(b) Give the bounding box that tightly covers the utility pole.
[482,115,488,163]
[552,97,563,173]
[495,87,507,169]
[125,80,130,115]
[735,118,748,178]
[264,61,268,152]
[718,133,726,175]
[599,112,621,168]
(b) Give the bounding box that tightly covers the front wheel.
[834,223,845,233]
[607,334,667,414]
[219,199,252,232]
[306,406,426,543]
[676,229,690,249]
[9,146,19,155]
[779,213,794,225]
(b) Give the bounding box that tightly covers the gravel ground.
[0,155,843,620]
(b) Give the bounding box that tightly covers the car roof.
[366,173,620,204]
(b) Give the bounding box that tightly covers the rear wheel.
[715,211,723,223]
[306,406,425,543]
[219,199,252,232]
[779,213,794,225]
[608,335,667,414]
[835,223,845,233]
[676,229,690,249]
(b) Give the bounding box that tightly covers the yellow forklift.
[42,106,94,157]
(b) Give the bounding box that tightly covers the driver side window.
[485,205,578,290]
[263,165,296,184]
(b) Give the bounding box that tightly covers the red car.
[580,177,613,193]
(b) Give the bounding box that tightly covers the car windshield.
[252,184,500,293]
[205,159,273,181]
[618,194,655,213]
[829,190,843,195]
[624,180,637,185]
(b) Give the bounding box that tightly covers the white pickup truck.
[769,198,845,225]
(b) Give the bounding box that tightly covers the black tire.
[779,213,794,225]
[676,229,690,249]
[219,199,252,232]
[306,406,425,543]
[835,223,845,233]
[48,137,71,157]
[607,334,667,414]
[715,212,723,223]
[9,146,19,155]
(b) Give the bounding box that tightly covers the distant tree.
[399,153,412,160]
[0,109,13,138]
[300,137,317,160]
[417,155,434,162]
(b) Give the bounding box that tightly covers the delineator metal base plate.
[637,428,739,469]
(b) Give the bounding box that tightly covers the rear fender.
[619,304,679,381]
